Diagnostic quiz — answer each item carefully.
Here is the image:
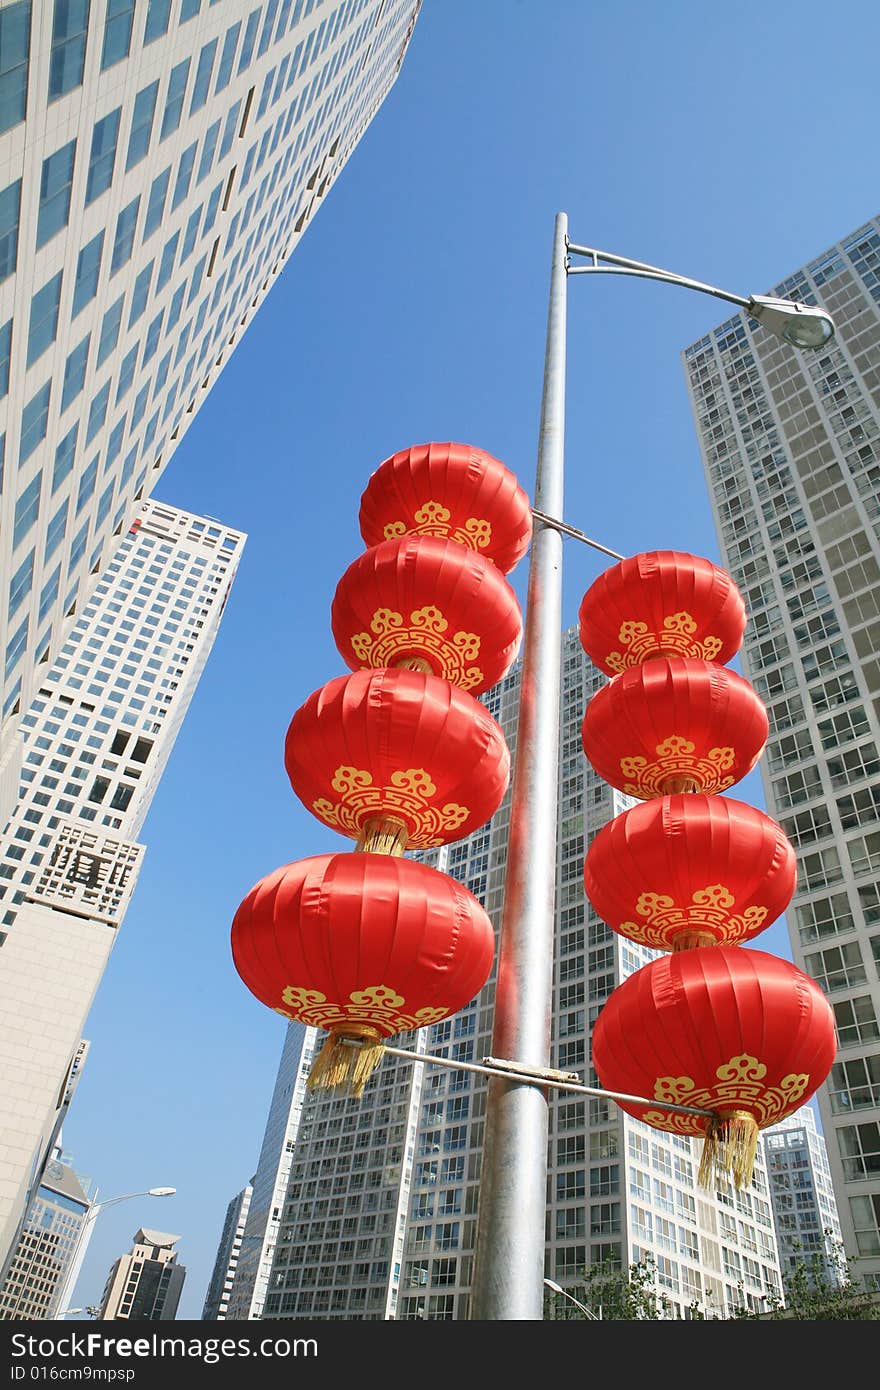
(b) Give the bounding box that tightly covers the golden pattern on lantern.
[311,764,470,847]
[621,885,769,951]
[350,606,483,690]
[605,611,724,673]
[277,983,450,1035]
[619,735,736,797]
[382,500,494,554]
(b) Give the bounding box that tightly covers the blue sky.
[61,0,880,1318]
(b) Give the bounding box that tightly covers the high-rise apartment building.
[0,498,245,1273]
[201,1181,253,1319]
[0,0,421,825]
[98,1227,185,1320]
[683,215,880,1289]
[765,1107,844,1288]
[224,1022,318,1319]
[0,1149,92,1320]
[238,632,784,1321]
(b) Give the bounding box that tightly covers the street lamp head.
[147,1187,176,1197]
[543,1278,564,1295]
[746,294,835,350]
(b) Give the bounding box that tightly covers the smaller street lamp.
[55,1185,176,1319]
[543,1277,601,1320]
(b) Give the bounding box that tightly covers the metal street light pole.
[469,214,835,1322]
[55,1186,175,1319]
[544,1277,600,1320]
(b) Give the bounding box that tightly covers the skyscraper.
[0,498,245,1273]
[241,633,785,1320]
[764,1108,844,1289]
[98,1227,185,1320]
[0,1149,92,1320]
[683,214,880,1289]
[201,1181,253,1320]
[0,0,421,825]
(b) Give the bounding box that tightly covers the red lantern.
[581,657,769,797]
[358,441,533,573]
[231,852,495,1094]
[591,947,837,1187]
[331,534,522,694]
[579,550,746,675]
[284,668,510,853]
[584,794,796,951]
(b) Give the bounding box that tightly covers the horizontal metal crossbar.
[339,1037,717,1119]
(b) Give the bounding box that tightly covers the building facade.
[0,498,245,1273]
[0,0,421,824]
[0,1150,91,1320]
[98,1226,185,1320]
[683,216,880,1288]
[201,1182,252,1319]
[244,633,784,1320]
[765,1107,844,1289]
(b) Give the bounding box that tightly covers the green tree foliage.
[727,1239,880,1321]
[544,1255,673,1320]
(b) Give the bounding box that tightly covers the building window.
[101,0,135,70]
[96,296,124,367]
[110,196,140,274]
[197,121,221,185]
[49,0,89,101]
[128,262,154,329]
[72,231,104,316]
[156,232,179,291]
[27,272,63,367]
[143,166,171,240]
[52,422,79,491]
[59,338,89,417]
[13,471,42,549]
[172,143,198,211]
[85,382,110,445]
[126,81,159,170]
[5,616,29,681]
[0,3,31,135]
[215,22,241,93]
[160,59,191,141]
[190,39,217,113]
[8,549,34,619]
[0,178,21,282]
[180,0,201,21]
[37,140,77,248]
[143,0,171,43]
[19,383,51,466]
[0,318,12,398]
[44,500,68,562]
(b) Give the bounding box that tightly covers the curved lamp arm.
[566,241,835,349]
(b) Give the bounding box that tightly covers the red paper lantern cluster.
[579,550,835,1188]
[232,442,529,1095]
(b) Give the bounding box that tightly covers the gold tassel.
[306,1026,386,1098]
[698,1109,759,1190]
[356,816,409,856]
[671,930,717,951]
[660,775,700,794]
[393,656,434,674]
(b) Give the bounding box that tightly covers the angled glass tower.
[0,0,421,823]
[683,215,880,1289]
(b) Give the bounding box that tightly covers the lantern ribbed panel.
[581,656,769,797]
[591,947,837,1138]
[283,668,510,847]
[331,534,523,695]
[578,550,747,675]
[231,853,496,1034]
[583,795,796,950]
[358,441,533,574]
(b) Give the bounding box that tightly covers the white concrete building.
[0,498,245,1273]
[0,0,421,825]
[684,216,880,1288]
[98,1226,185,1320]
